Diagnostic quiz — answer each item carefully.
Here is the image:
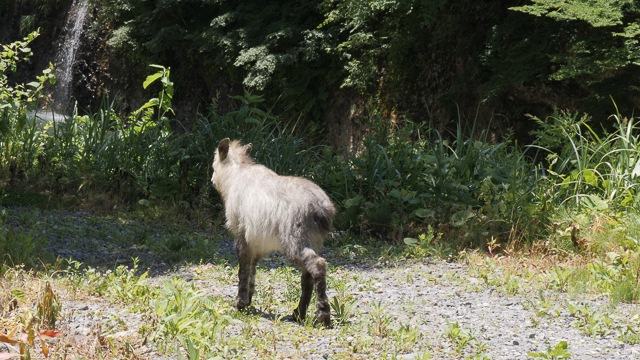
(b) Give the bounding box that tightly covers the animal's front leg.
[235,239,254,311]
[293,270,313,322]
[248,257,258,304]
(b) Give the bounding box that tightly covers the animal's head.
[211,138,253,189]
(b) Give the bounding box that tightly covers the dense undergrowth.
[3,32,640,252]
[3,32,640,254]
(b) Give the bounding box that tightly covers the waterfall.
[53,0,89,112]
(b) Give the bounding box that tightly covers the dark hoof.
[315,311,331,328]
[234,297,251,311]
[292,308,306,323]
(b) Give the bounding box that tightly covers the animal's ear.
[217,138,230,160]
[244,143,253,156]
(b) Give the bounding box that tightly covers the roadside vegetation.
[2,29,640,358]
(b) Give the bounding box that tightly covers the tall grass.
[530,108,640,213]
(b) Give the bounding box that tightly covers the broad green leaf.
[582,169,598,187]
[403,237,419,246]
[450,209,474,227]
[344,196,363,208]
[581,194,608,211]
[138,199,150,207]
[413,208,434,218]
[143,72,163,89]
[139,98,159,110]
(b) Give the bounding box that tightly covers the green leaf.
[450,209,474,227]
[344,196,364,208]
[403,237,419,246]
[138,199,150,207]
[580,194,608,211]
[139,98,159,110]
[11,289,25,300]
[143,72,163,89]
[582,169,598,187]
[244,117,262,125]
[413,208,434,218]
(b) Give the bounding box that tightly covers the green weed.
[369,302,392,338]
[568,303,615,337]
[403,226,454,260]
[442,320,483,356]
[147,277,240,357]
[618,324,640,345]
[528,340,572,359]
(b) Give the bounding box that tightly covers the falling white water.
[53,0,89,111]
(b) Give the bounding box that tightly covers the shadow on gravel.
[2,204,412,279]
[1,205,235,276]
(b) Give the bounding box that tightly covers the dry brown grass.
[0,268,151,359]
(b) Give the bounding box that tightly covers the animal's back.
[225,164,334,256]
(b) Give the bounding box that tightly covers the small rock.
[397,353,416,360]
[75,325,91,336]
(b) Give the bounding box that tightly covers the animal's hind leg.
[235,238,255,311]
[297,248,330,327]
[293,270,313,322]
[312,257,330,327]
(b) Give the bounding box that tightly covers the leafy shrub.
[0,31,54,179]
[313,110,545,248]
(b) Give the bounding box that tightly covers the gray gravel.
[333,260,640,359]
[59,245,640,359]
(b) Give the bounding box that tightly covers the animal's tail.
[315,213,332,233]
[314,201,335,233]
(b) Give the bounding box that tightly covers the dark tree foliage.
[96,0,343,128]
[0,0,70,96]
[505,0,640,125]
[3,0,640,140]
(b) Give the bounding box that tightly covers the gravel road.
[5,208,640,359]
[55,240,640,359]
[333,260,640,359]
